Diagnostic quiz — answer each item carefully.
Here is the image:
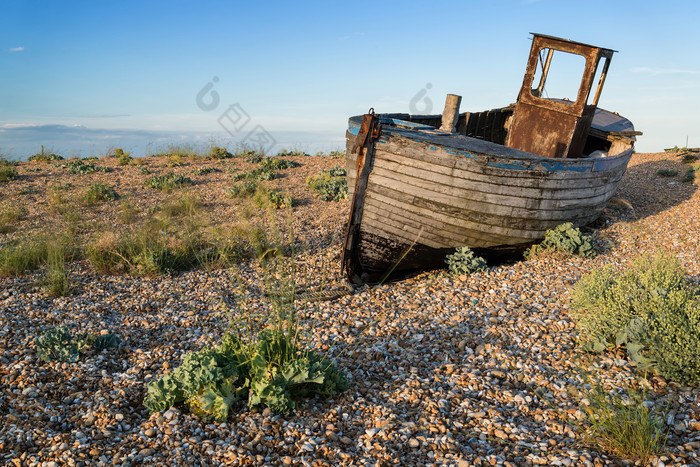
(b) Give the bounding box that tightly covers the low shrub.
[571,252,700,384]
[83,183,118,206]
[144,172,193,191]
[254,188,294,210]
[656,169,678,177]
[209,146,233,159]
[0,204,26,233]
[306,167,348,201]
[445,246,487,275]
[28,146,63,162]
[227,180,259,198]
[35,326,120,362]
[315,150,345,158]
[191,166,222,176]
[43,240,72,297]
[0,165,18,182]
[245,154,264,164]
[56,159,110,175]
[524,223,595,259]
[259,157,300,171]
[168,155,184,167]
[681,167,697,183]
[0,235,49,276]
[276,149,309,158]
[233,167,277,181]
[144,330,347,419]
[118,152,134,166]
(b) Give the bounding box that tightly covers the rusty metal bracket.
[342,109,382,281]
[350,108,382,155]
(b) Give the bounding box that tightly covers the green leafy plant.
[168,155,184,167]
[0,165,18,182]
[56,159,110,175]
[315,150,346,158]
[233,167,277,181]
[656,169,678,177]
[276,149,309,158]
[191,166,222,175]
[117,150,134,166]
[306,167,348,201]
[576,370,669,463]
[92,333,121,351]
[35,327,120,362]
[0,235,49,276]
[524,222,595,259]
[28,146,63,162]
[35,327,83,363]
[0,204,26,233]
[254,188,294,210]
[245,154,264,164]
[259,157,300,171]
[227,180,259,199]
[83,183,118,206]
[208,146,233,159]
[144,172,193,191]
[680,167,697,183]
[19,187,39,195]
[145,229,348,419]
[572,252,700,384]
[445,246,487,275]
[43,240,72,297]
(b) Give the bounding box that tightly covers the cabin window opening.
[530,48,586,105]
[587,56,610,106]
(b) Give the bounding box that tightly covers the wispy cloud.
[6,46,25,53]
[632,66,700,76]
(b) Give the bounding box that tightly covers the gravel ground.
[1,152,699,466]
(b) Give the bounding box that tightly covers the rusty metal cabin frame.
[505,33,616,159]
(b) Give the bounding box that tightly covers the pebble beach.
[1,151,699,466]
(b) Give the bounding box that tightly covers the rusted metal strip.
[342,109,382,282]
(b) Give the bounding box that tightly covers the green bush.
[245,152,265,164]
[43,240,72,297]
[254,188,294,210]
[572,252,700,384]
[681,167,697,183]
[191,166,222,176]
[656,169,678,177]
[209,146,233,159]
[144,330,347,419]
[525,222,595,259]
[56,159,110,175]
[259,157,300,171]
[233,167,277,181]
[315,150,345,158]
[276,149,309,158]
[35,327,83,363]
[35,327,120,362]
[0,236,49,276]
[83,183,118,206]
[0,165,18,182]
[445,246,487,275]
[28,146,63,162]
[0,204,26,233]
[306,167,348,201]
[118,152,134,166]
[227,180,259,198]
[144,172,193,191]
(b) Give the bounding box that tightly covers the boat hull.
[344,115,632,282]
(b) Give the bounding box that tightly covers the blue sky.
[1,0,698,159]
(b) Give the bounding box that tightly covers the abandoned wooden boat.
[342,33,641,283]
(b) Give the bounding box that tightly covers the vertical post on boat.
[440,94,462,133]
